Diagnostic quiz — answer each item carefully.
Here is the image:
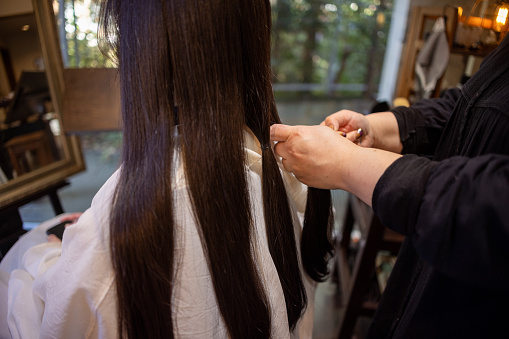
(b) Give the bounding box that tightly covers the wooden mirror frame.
[0,0,85,209]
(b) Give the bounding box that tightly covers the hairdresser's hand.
[271,124,356,190]
[320,110,374,147]
[271,124,402,206]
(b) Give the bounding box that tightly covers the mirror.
[0,0,84,209]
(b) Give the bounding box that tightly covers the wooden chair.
[4,130,54,176]
[0,180,69,258]
[335,194,404,339]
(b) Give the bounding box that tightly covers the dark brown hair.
[100,0,334,337]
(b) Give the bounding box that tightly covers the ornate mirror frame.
[0,0,85,209]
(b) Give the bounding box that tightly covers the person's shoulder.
[69,169,122,248]
[90,168,121,209]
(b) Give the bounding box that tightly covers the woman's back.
[2,128,316,338]
[103,0,333,337]
[2,0,333,337]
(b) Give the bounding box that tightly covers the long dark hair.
[100,0,334,337]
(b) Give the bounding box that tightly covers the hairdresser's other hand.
[321,109,403,153]
[320,110,374,147]
[271,124,355,190]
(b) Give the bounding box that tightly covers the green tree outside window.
[54,0,393,99]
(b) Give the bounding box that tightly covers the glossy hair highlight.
[100,0,334,337]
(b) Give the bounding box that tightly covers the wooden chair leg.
[335,194,402,339]
[337,217,385,339]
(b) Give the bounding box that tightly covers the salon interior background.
[0,0,486,223]
[54,0,480,121]
[1,0,482,123]
[48,0,480,105]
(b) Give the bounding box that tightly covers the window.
[271,0,393,98]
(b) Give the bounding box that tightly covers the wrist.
[336,142,360,192]
[338,146,402,206]
[366,112,402,153]
[367,115,381,149]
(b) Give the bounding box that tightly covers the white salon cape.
[0,128,316,338]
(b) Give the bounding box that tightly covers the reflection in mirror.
[0,13,67,184]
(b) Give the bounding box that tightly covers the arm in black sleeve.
[373,154,509,289]
[391,87,461,156]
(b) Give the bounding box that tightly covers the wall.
[410,0,477,8]
[0,0,41,97]
[0,0,38,119]
[410,0,486,91]
[2,21,42,82]
[0,0,32,18]
[379,0,493,103]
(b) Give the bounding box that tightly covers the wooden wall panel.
[62,67,121,132]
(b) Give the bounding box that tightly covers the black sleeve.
[373,154,509,289]
[391,87,461,156]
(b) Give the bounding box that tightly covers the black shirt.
[368,35,509,338]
